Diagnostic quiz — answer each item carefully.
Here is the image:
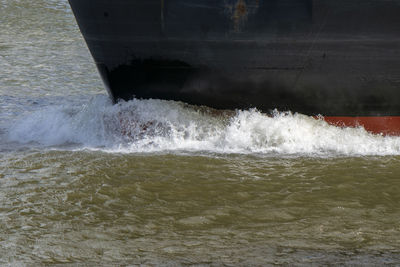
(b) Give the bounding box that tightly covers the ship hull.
[68,0,400,134]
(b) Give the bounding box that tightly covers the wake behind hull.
[68,0,400,134]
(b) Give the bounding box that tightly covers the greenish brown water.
[2,151,400,264]
[2,0,400,265]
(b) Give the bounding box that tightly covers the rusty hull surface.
[68,0,400,116]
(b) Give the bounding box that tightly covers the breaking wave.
[7,95,400,156]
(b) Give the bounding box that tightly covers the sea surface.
[1,0,400,265]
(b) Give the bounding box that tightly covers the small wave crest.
[7,95,400,156]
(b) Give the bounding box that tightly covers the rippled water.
[2,0,400,265]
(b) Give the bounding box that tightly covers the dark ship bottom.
[68,0,400,135]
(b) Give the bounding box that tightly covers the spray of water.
[7,95,400,156]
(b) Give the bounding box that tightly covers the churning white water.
[6,95,400,156]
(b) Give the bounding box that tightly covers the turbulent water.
[1,0,400,265]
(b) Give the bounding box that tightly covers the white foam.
[7,95,400,156]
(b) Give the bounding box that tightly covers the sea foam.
[7,95,400,156]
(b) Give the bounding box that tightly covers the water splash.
[7,95,400,156]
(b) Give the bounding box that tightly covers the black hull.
[68,0,400,117]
